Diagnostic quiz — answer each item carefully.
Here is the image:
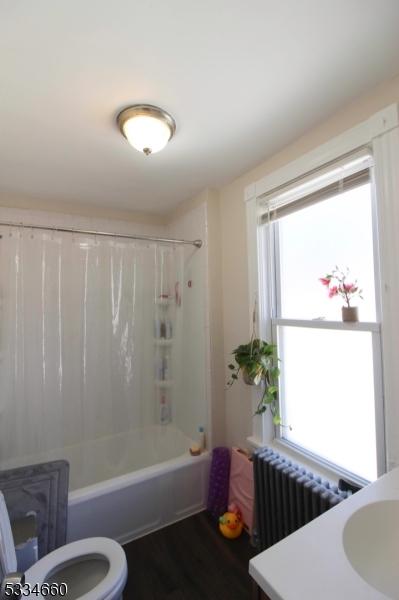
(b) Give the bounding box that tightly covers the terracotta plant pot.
[342,306,359,322]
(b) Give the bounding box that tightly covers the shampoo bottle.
[198,426,206,451]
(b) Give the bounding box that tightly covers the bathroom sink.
[343,499,399,598]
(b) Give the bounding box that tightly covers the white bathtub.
[65,425,210,544]
[1,425,211,544]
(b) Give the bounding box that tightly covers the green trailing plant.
[227,337,282,423]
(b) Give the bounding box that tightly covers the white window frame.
[245,104,399,481]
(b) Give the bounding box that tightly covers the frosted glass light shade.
[123,115,171,154]
[117,105,176,155]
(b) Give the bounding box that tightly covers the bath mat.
[207,447,231,521]
[0,460,69,559]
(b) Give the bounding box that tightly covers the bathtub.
[1,425,211,544]
[67,425,210,543]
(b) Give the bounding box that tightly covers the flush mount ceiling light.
[117,104,176,156]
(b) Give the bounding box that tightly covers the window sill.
[247,435,370,488]
[272,317,380,332]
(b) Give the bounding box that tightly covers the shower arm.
[0,221,202,248]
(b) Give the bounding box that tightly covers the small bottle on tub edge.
[189,443,201,456]
[189,426,206,456]
[198,425,205,451]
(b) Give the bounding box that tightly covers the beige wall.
[205,188,226,447]
[220,73,399,449]
[0,188,165,226]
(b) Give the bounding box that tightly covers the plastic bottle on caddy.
[160,394,170,424]
[156,354,164,380]
[165,319,173,339]
[154,318,161,338]
[160,319,167,338]
[163,353,171,381]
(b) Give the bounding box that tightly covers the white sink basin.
[343,499,399,598]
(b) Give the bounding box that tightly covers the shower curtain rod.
[0,221,202,248]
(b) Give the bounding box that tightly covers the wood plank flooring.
[123,511,257,600]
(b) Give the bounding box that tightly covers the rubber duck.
[218,504,244,539]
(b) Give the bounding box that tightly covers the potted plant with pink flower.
[319,266,363,322]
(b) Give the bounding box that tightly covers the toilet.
[0,492,127,599]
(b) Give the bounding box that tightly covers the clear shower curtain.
[0,227,183,465]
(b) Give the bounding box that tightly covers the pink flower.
[328,286,338,298]
[319,277,330,287]
[343,283,355,292]
[320,267,362,305]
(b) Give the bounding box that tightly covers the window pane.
[279,325,377,481]
[277,184,376,321]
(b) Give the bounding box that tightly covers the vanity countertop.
[249,466,399,600]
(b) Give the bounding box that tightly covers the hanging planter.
[227,337,282,423]
[241,365,263,386]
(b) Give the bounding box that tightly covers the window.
[259,152,383,482]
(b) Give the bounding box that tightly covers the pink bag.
[228,447,254,534]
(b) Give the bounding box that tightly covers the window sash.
[274,321,383,482]
[265,176,379,323]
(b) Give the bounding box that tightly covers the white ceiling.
[1,1,399,215]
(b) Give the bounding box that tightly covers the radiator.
[253,447,349,551]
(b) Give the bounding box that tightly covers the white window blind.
[259,148,373,223]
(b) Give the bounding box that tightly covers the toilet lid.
[25,537,127,600]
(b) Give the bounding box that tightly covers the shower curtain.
[0,226,183,465]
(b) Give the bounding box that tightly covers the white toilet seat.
[25,537,127,600]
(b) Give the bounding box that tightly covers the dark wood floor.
[123,511,257,600]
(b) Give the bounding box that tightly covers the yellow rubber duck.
[218,509,244,539]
